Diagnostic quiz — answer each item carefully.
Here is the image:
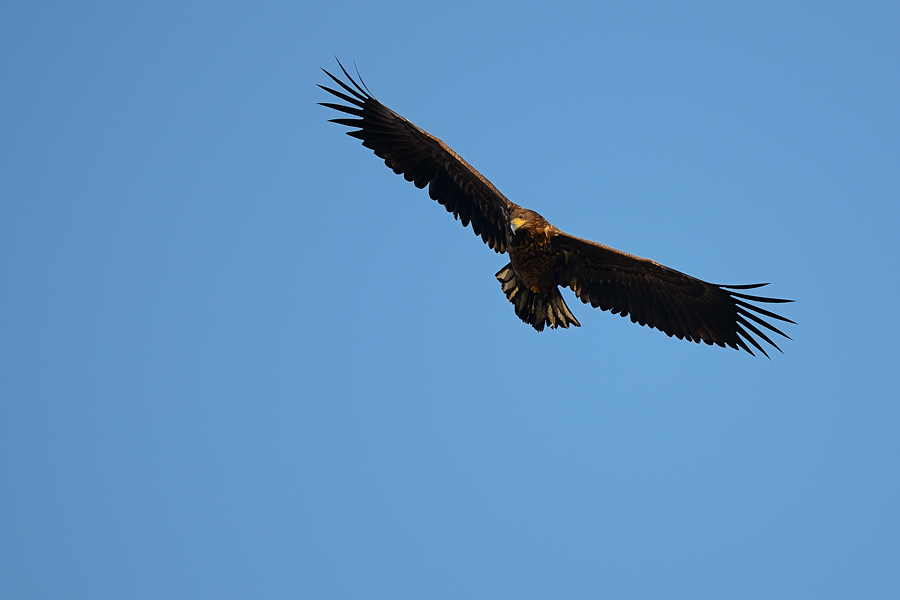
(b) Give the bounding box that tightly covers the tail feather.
[495,263,580,331]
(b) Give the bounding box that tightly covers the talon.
[530,285,540,293]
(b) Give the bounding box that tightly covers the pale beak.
[510,217,526,233]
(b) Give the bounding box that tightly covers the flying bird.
[319,61,794,356]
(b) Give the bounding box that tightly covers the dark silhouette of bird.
[319,61,794,356]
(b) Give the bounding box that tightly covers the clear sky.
[2,1,898,598]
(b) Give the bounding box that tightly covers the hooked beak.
[510,216,526,233]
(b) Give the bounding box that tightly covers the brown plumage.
[319,61,794,356]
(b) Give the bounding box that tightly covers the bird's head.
[509,209,545,235]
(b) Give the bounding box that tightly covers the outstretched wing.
[319,61,517,253]
[553,232,794,356]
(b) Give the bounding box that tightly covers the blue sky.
[2,1,898,598]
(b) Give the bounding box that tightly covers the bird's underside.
[319,60,795,357]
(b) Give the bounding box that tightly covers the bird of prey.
[319,61,794,356]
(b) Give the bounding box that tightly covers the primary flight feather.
[319,60,794,356]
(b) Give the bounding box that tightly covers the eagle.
[319,61,794,357]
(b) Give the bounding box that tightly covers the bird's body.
[319,61,794,356]
[507,211,556,294]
